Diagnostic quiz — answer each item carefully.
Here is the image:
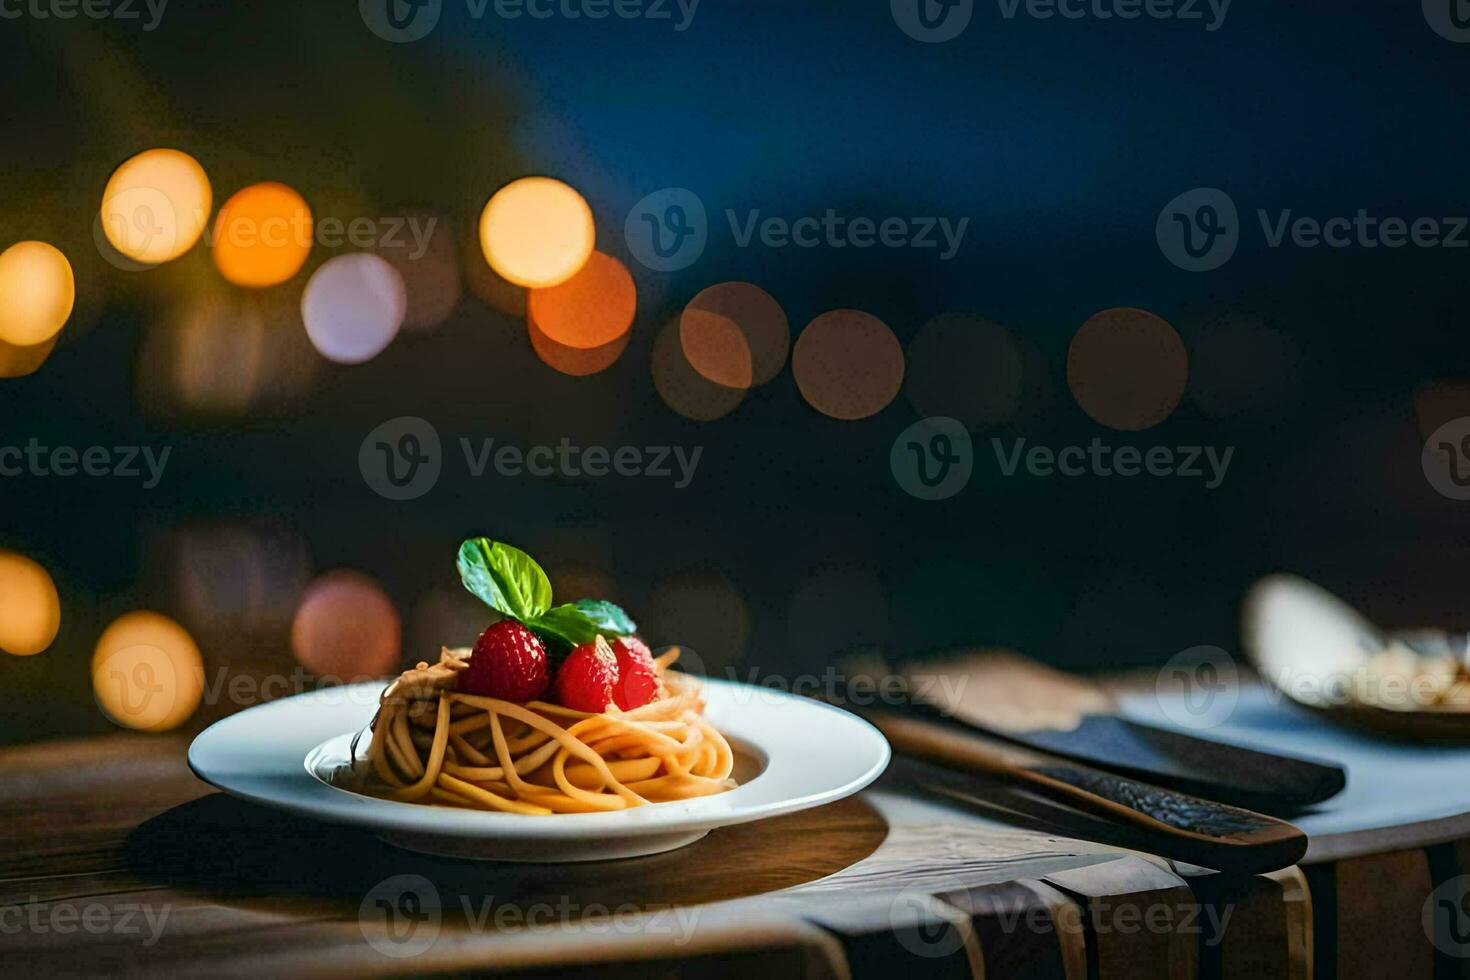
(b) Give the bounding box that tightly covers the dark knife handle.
[1026,764,1280,838]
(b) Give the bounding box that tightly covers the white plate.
[188,678,891,862]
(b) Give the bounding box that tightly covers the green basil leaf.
[456,538,553,621]
[571,599,637,637]
[526,604,598,651]
[527,600,637,652]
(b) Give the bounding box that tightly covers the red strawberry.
[460,620,549,701]
[554,636,619,713]
[610,636,659,710]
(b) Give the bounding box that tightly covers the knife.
[848,651,1345,813]
[863,706,1309,875]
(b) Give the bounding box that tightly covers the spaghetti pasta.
[361,646,737,814]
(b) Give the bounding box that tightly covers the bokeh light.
[527,250,636,349]
[0,241,74,346]
[99,148,212,265]
[301,253,406,364]
[137,287,319,417]
[212,182,313,287]
[679,281,789,390]
[0,551,61,656]
[479,176,595,288]
[91,611,205,732]
[0,334,60,379]
[164,523,312,632]
[1067,307,1188,431]
[377,211,461,330]
[652,317,745,421]
[904,313,1023,430]
[792,309,905,420]
[291,570,401,679]
[528,313,631,376]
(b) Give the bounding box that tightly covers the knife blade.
[854,651,1345,812]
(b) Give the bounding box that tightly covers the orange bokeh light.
[680,282,789,390]
[792,309,905,420]
[212,182,313,288]
[1067,307,1188,431]
[526,251,636,350]
[479,176,595,289]
[528,312,631,376]
[651,317,745,421]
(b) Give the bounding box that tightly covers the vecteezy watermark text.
[992,438,1234,489]
[891,0,1230,43]
[360,0,698,43]
[0,899,170,946]
[359,417,703,500]
[0,0,167,30]
[358,874,699,959]
[0,440,171,489]
[460,438,702,488]
[1158,187,1470,271]
[624,189,968,271]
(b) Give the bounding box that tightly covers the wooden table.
[3,720,1466,980]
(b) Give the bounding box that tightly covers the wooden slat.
[1042,856,1199,980]
[940,877,1087,978]
[1169,865,1310,980]
[1305,849,1436,980]
[799,890,979,979]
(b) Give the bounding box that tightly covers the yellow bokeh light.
[100,148,213,265]
[0,551,61,656]
[0,334,60,379]
[91,611,205,732]
[0,241,74,346]
[213,182,314,288]
[479,177,595,288]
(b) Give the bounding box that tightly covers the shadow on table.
[124,792,889,923]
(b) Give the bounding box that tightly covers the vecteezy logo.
[359,874,442,959]
[891,0,973,43]
[1155,645,1239,730]
[360,417,442,501]
[1423,417,1470,501]
[1425,0,1470,42]
[889,878,969,958]
[360,0,442,43]
[1424,876,1470,957]
[890,417,973,501]
[624,188,708,272]
[93,643,181,731]
[94,184,180,272]
[1156,188,1239,272]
